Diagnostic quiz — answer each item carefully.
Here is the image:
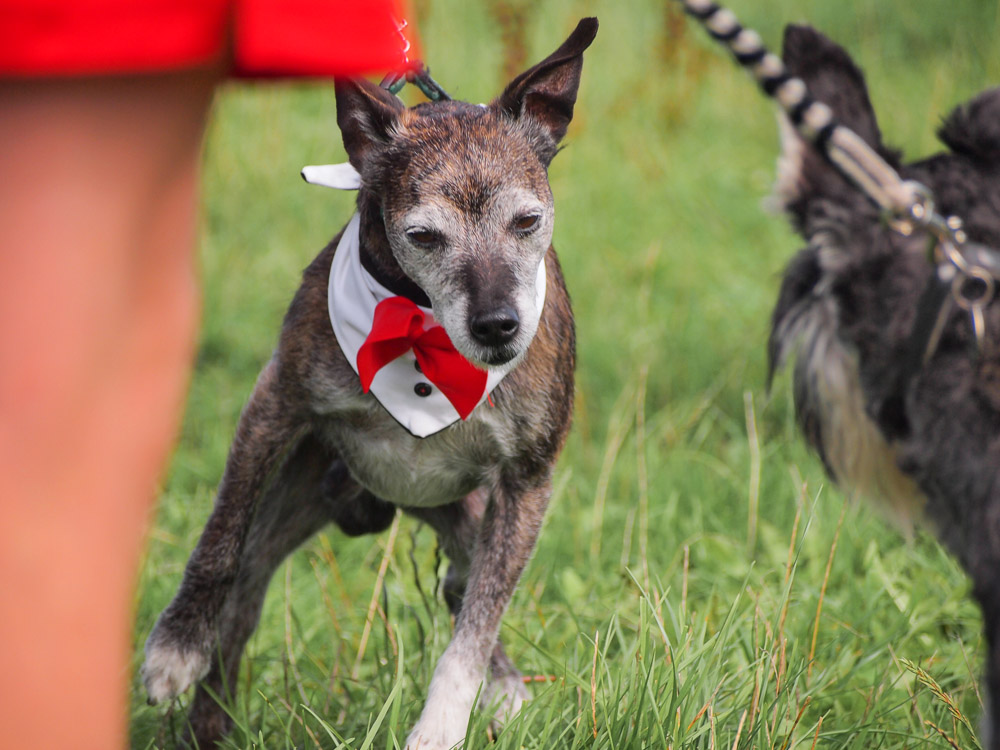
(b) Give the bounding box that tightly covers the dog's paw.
[406,645,484,748]
[480,671,530,728]
[404,720,466,750]
[405,696,473,750]
[142,628,211,704]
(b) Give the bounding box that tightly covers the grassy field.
[129,1,1000,747]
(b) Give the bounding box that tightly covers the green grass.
[130,1,1000,747]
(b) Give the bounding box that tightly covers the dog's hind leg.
[143,359,306,707]
[404,475,550,749]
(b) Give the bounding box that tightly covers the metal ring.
[952,265,995,311]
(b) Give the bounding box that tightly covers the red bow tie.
[356,296,489,420]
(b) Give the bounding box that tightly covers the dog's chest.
[317,399,514,508]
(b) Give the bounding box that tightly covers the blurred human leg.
[0,68,218,749]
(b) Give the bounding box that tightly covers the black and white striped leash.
[675,0,998,363]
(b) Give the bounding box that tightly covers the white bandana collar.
[302,162,362,190]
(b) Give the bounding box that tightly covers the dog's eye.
[512,214,541,234]
[406,229,441,247]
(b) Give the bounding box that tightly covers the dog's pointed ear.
[493,17,598,164]
[782,25,882,146]
[938,87,1000,164]
[335,78,407,170]
[773,25,888,227]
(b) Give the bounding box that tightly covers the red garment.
[0,0,420,77]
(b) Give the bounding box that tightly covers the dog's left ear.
[493,17,598,164]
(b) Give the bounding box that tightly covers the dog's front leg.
[406,474,549,750]
[142,359,304,703]
[406,493,530,730]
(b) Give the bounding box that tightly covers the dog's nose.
[469,306,520,347]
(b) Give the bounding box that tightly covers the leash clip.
[378,13,450,103]
[888,179,995,357]
[921,239,996,360]
[953,262,995,352]
[380,64,451,102]
[886,181,934,239]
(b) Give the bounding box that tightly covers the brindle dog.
[768,25,1000,745]
[142,19,598,749]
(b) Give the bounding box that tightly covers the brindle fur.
[142,19,597,749]
[768,25,1000,745]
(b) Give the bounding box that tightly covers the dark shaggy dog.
[768,24,1000,745]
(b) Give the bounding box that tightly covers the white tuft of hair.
[764,114,808,214]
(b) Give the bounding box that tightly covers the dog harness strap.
[357,297,488,419]
[876,269,954,439]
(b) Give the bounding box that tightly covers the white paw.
[141,636,210,704]
[480,673,530,727]
[404,718,467,750]
[405,650,480,749]
[405,686,474,750]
